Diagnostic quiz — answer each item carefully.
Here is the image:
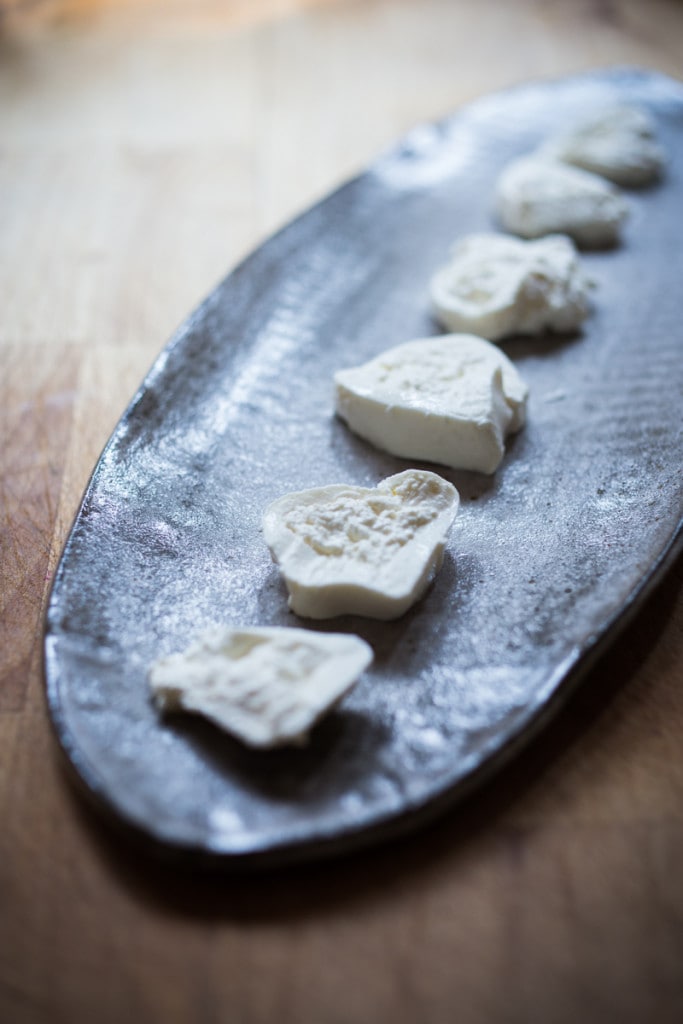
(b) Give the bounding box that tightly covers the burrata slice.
[149,626,372,747]
[495,155,629,247]
[430,232,593,340]
[541,105,665,187]
[334,334,528,473]
[262,469,459,620]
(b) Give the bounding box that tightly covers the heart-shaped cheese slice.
[334,334,528,474]
[430,233,592,341]
[263,469,459,620]
[149,626,373,748]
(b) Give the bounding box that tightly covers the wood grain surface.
[1,1,682,1022]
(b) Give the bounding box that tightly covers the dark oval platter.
[44,69,683,868]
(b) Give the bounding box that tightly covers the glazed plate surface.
[45,69,683,866]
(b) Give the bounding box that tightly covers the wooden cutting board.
[1,1,683,1022]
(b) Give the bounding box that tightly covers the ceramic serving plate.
[44,69,683,867]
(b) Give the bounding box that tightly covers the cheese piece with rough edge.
[149,626,373,748]
[334,334,528,473]
[495,155,629,247]
[540,105,665,188]
[262,469,459,620]
[430,233,593,341]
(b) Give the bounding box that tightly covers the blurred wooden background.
[0,0,338,28]
[1,1,683,1022]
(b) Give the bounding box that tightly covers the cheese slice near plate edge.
[149,625,373,748]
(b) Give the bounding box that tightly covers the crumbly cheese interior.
[284,475,446,566]
[149,626,373,747]
[430,233,592,340]
[262,469,459,619]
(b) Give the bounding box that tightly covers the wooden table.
[2,1,682,1020]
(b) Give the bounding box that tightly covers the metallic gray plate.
[44,69,683,868]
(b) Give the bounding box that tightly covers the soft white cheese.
[540,105,665,187]
[430,233,593,341]
[334,334,528,473]
[495,155,629,247]
[262,469,459,620]
[149,625,373,748]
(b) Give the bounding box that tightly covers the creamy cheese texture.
[149,626,373,748]
[541,105,665,187]
[495,156,629,247]
[262,469,459,620]
[430,233,593,341]
[334,334,528,473]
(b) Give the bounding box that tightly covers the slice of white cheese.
[540,105,665,187]
[495,156,629,247]
[334,334,528,473]
[430,232,593,341]
[262,469,459,620]
[149,626,373,748]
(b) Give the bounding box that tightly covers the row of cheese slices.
[149,105,666,748]
[335,106,666,474]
